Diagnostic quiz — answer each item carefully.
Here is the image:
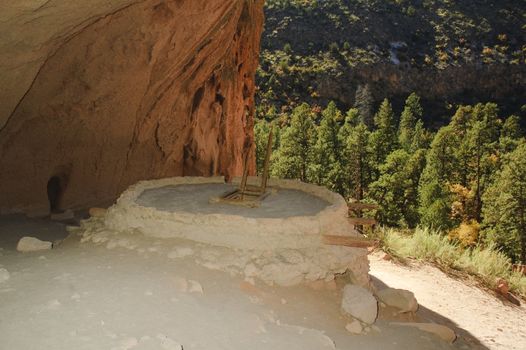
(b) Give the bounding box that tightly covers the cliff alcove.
[0,0,264,216]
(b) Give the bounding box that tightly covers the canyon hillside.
[257,0,525,126]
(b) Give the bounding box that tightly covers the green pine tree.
[369,149,411,226]
[455,103,501,221]
[368,99,398,179]
[399,93,423,150]
[354,84,374,128]
[410,119,431,152]
[418,126,458,229]
[403,149,428,227]
[310,102,344,193]
[482,141,526,263]
[499,115,523,153]
[271,103,316,181]
[344,123,371,201]
[370,147,426,228]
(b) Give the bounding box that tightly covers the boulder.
[376,288,418,313]
[391,322,456,343]
[17,237,53,252]
[341,284,378,324]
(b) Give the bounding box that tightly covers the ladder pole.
[239,150,249,200]
[261,126,273,191]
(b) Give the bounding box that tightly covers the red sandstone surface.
[0,0,264,215]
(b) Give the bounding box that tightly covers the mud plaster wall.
[0,0,264,215]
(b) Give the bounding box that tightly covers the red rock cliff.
[0,0,264,215]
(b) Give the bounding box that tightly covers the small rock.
[495,278,509,295]
[382,253,392,261]
[188,280,203,294]
[341,284,378,324]
[0,268,10,283]
[345,320,363,334]
[88,207,107,218]
[376,288,418,313]
[390,322,456,343]
[17,236,53,252]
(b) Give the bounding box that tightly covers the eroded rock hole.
[47,176,63,213]
[191,87,205,113]
[242,84,250,99]
[215,91,225,105]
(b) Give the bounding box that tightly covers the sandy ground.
[369,253,526,350]
[137,184,330,218]
[1,215,521,349]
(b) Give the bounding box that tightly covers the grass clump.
[375,227,526,298]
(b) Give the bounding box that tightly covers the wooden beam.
[348,202,379,210]
[348,217,377,226]
[322,235,377,248]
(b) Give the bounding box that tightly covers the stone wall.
[104,176,358,249]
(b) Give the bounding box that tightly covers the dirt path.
[369,253,526,350]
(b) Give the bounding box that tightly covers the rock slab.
[391,322,456,343]
[376,288,418,313]
[17,237,53,252]
[341,284,378,324]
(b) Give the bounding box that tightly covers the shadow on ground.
[371,274,489,349]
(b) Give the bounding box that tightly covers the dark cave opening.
[46,176,63,213]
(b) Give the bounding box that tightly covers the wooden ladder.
[347,201,378,233]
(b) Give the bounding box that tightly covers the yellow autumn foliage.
[449,220,480,248]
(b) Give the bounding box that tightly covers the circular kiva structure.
[105,177,358,250]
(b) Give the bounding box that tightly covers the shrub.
[378,227,526,298]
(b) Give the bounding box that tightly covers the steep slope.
[257,0,525,124]
[0,0,264,215]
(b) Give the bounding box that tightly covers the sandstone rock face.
[0,0,264,215]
